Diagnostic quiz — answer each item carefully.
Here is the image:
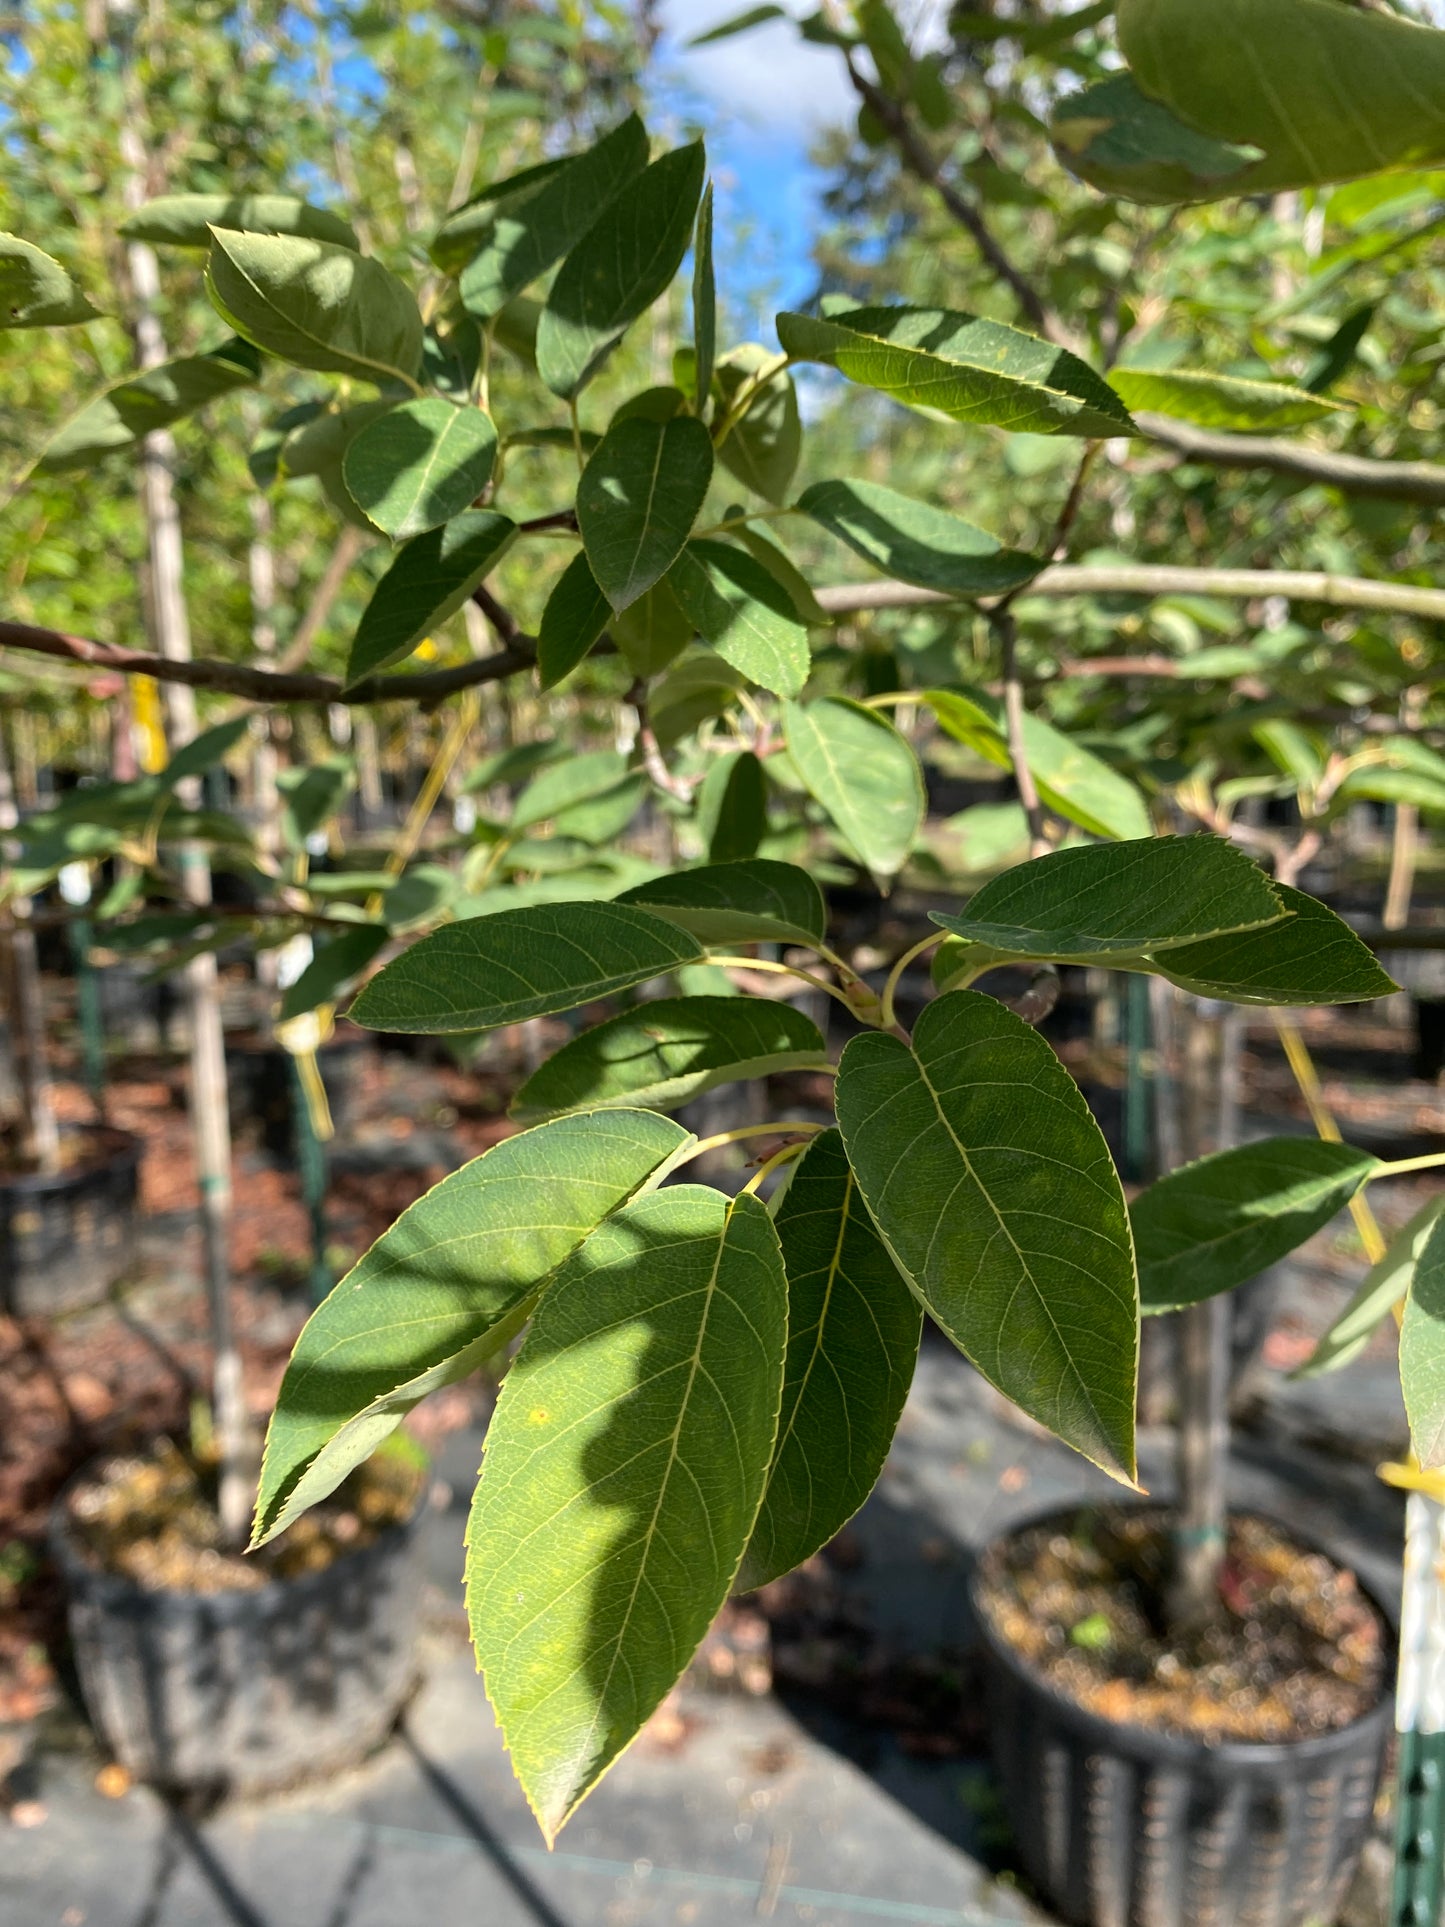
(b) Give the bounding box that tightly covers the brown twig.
[1136,414,1445,507]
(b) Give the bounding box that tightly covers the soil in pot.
[973,1507,1388,1745]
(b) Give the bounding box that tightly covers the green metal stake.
[287,1050,332,1306]
[1391,1492,1445,1927]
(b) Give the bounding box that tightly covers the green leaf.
[692,182,716,412]
[1051,71,1262,204]
[341,398,498,541]
[551,775,648,845]
[1117,0,1445,199]
[0,234,100,328]
[205,228,424,386]
[349,901,703,1033]
[1132,1138,1377,1314]
[512,749,630,831]
[577,416,714,613]
[739,1129,921,1591]
[449,114,650,314]
[783,700,925,882]
[1402,1217,1445,1469]
[538,553,613,689]
[669,540,810,699]
[732,523,832,627]
[345,510,516,685]
[511,996,828,1122]
[279,759,354,848]
[618,858,826,946]
[122,194,359,251]
[1112,367,1340,431]
[37,340,261,472]
[931,836,1284,965]
[537,142,706,399]
[1300,1196,1445,1379]
[1335,766,1445,816]
[1156,886,1399,1006]
[612,578,693,677]
[651,650,749,746]
[715,347,802,503]
[278,927,388,1022]
[776,306,1137,438]
[696,750,766,862]
[797,479,1042,597]
[252,1109,690,1545]
[163,716,253,788]
[687,4,786,43]
[925,689,1151,842]
[467,1184,788,1843]
[835,990,1138,1479]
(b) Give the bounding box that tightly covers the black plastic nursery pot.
[51,1471,429,1797]
[0,1125,142,1317]
[971,1506,1395,1927]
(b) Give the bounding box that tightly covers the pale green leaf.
[835,990,1138,1479]
[345,510,516,685]
[1400,1217,1445,1467]
[784,699,924,882]
[1300,1196,1445,1379]
[538,552,612,689]
[342,398,498,541]
[1156,886,1399,1006]
[511,996,828,1122]
[931,836,1284,965]
[0,234,100,328]
[612,577,694,677]
[776,306,1137,438]
[467,1185,787,1840]
[537,142,706,399]
[448,114,649,313]
[37,340,261,472]
[925,688,1151,842]
[797,479,1042,597]
[715,346,802,503]
[349,901,703,1033]
[1113,367,1340,431]
[1132,1138,1377,1313]
[252,1109,690,1544]
[205,228,424,385]
[551,775,648,846]
[122,194,359,251]
[669,540,811,698]
[1052,71,1261,205]
[577,414,714,612]
[512,749,630,831]
[618,858,826,945]
[739,1130,921,1591]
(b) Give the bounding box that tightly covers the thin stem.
[996,611,1046,856]
[1272,1014,1388,1264]
[740,1139,812,1198]
[710,353,791,450]
[706,954,861,1015]
[568,399,585,473]
[881,931,945,1034]
[1372,1153,1445,1181]
[682,1120,829,1165]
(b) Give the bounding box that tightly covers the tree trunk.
[0,717,61,1173]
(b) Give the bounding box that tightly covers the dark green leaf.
[931,837,1283,965]
[346,510,516,685]
[537,142,707,398]
[612,577,693,677]
[618,858,826,946]
[692,182,716,412]
[1133,1138,1377,1313]
[697,749,766,861]
[342,398,498,541]
[739,1129,921,1591]
[687,4,786,43]
[669,540,810,698]
[835,990,1138,1479]
[350,901,703,1033]
[1402,1216,1445,1468]
[1157,886,1399,1005]
[252,1109,690,1543]
[733,523,832,626]
[538,553,613,689]
[450,114,650,314]
[37,340,261,471]
[1051,72,1261,205]
[163,716,252,787]
[783,700,924,881]
[279,927,388,1022]
[511,996,828,1122]
[577,415,714,612]
[279,759,354,848]
[776,306,1136,438]
[122,194,359,251]
[206,229,424,385]
[1300,1197,1445,1379]
[797,478,1042,597]
[715,347,802,503]
[467,1185,787,1843]
[0,233,100,328]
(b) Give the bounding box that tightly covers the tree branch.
[815,565,1445,624]
[1137,413,1445,508]
[0,619,537,705]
